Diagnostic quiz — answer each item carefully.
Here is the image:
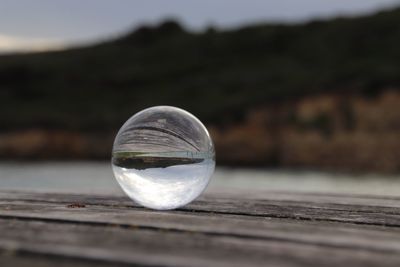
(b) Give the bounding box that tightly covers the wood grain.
[1,190,400,267]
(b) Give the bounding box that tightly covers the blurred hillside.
[1,7,400,172]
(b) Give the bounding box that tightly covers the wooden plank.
[5,189,400,206]
[1,218,400,267]
[1,191,400,266]
[0,252,129,267]
[1,200,400,253]
[210,190,400,207]
[2,191,400,226]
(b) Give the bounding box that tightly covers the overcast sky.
[0,0,399,52]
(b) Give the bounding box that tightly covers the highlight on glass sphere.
[112,106,215,210]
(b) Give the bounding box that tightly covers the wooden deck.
[1,190,400,267]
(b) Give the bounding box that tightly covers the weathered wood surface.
[1,190,400,267]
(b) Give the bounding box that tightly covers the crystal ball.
[112,106,215,210]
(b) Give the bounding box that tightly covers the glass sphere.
[112,106,215,210]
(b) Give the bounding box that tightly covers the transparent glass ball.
[112,106,215,210]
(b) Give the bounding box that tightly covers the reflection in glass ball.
[112,106,215,210]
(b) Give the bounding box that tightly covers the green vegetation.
[1,7,400,131]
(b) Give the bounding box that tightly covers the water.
[112,106,215,210]
[1,162,400,197]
